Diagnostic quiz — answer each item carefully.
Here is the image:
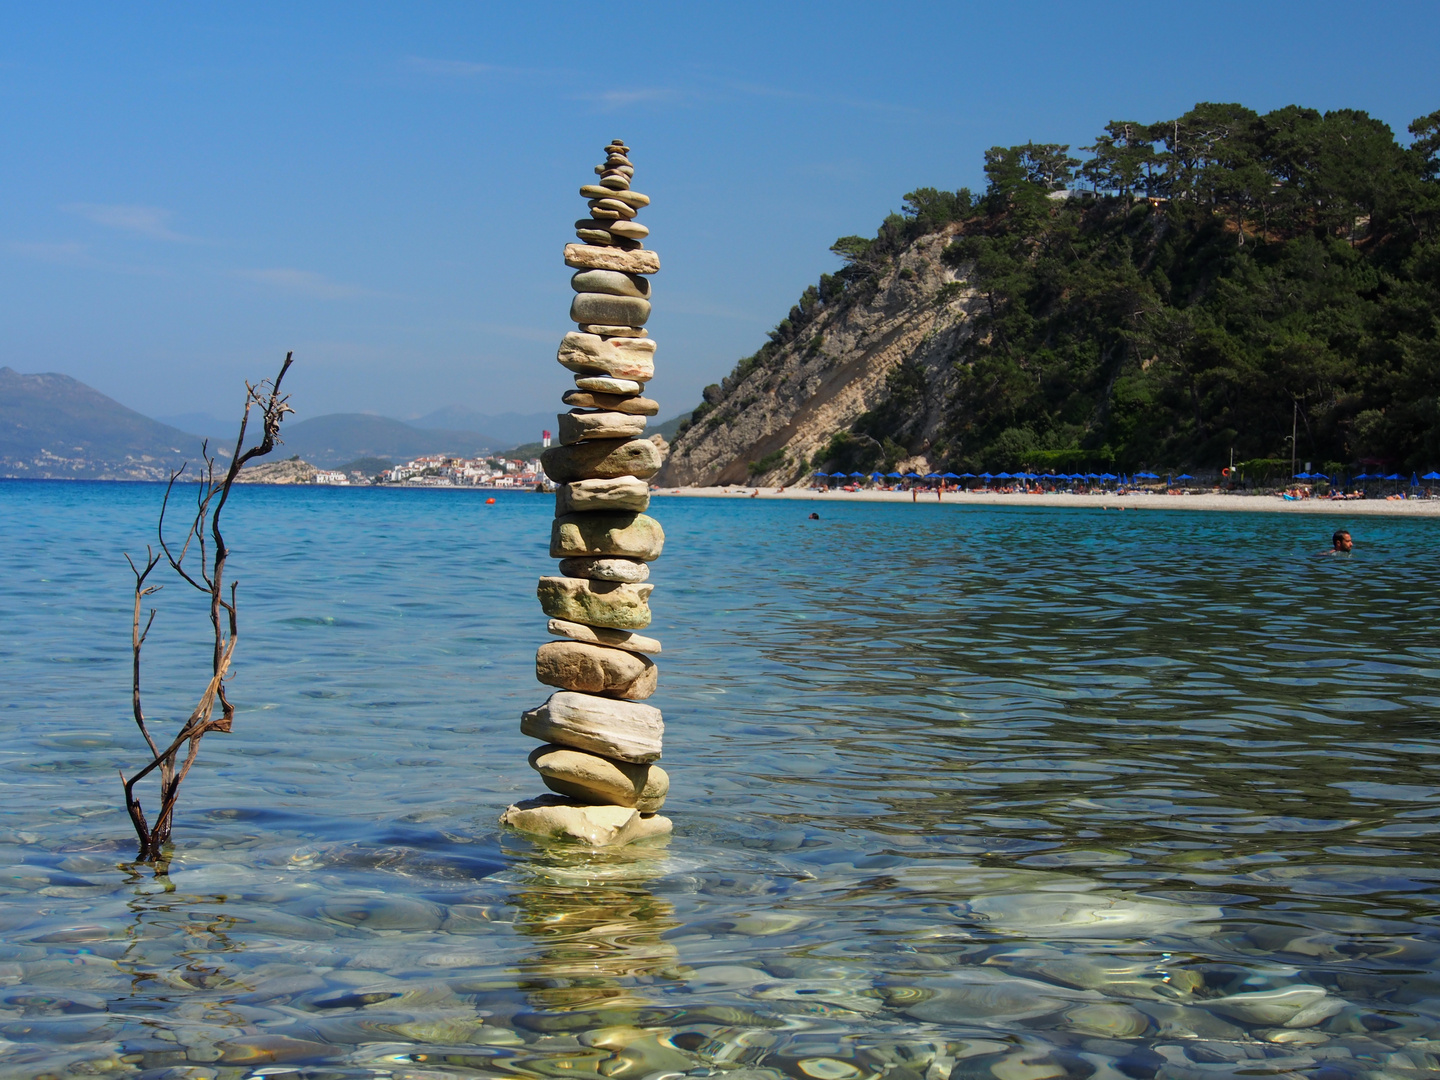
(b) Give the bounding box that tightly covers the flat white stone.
[548,618,660,655]
[521,691,663,763]
[499,795,671,846]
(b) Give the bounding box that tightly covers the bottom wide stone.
[499,795,673,846]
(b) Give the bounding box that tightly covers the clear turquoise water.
[2,479,1439,1079]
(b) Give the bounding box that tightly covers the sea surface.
[2,479,1439,1080]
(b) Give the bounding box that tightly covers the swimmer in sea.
[1322,529,1353,555]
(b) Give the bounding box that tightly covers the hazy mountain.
[0,367,213,480]
[412,406,554,447]
[279,413,503,467]
[153,411,235,446]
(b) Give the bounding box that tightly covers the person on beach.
[1322,530,1354,555]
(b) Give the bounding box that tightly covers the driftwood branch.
[120,352,294,860]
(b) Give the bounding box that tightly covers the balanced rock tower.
[500,140,672,847]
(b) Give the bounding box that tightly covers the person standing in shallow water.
[1323,530,1354,555]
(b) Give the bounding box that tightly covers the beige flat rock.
[562,391,659,416]
[536,640,657,699]
[563,244,659,274]
[520,691,663,762]
[548,618,660,655]
[541,438,662,483]
[575,375,643,394]
[555,476,650,514]
[557,332,656,381]
[571,269,650,298]
[529,744,669,811]
[580,324,648,337]
[558,410,647,444]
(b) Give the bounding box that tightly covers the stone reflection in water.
[497,834,705,1080]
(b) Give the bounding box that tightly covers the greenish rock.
[570,293,651,327]
[537,575,654,629]
[551,511,664,560]
[571,269,651,298]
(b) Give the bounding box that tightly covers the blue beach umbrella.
[869,471,885,479]
[830,471,847,478]
[904,472,922,479]
[925,472,941,479]
[942,472,961,479]
[886,471,902,479]
[1176,474,1195,481]
[1423,471,1440,480]
[1136,471,1158,479]
[848,471,866,478]
[1384,473,1402,481]
[960,472,976,478]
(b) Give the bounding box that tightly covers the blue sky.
[2,2,1437,429]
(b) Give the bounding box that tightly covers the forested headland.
[667,102,1440,483]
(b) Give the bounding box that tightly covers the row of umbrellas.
[1296,471,1440,482]
[812,470,1197,483]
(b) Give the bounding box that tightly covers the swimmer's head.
[1332,530,1353,552]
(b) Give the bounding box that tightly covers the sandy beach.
[654,485,1440,517]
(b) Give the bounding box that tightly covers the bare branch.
[119,352,295,861]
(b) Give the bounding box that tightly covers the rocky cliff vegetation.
[660,100,1440,484]
[658,203,981,487]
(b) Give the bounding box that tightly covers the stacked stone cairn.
[500,140,672,847]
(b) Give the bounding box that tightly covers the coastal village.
[314,453,546,487]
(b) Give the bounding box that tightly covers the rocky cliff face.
[656,223,980,487]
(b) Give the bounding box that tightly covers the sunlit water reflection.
[2,480,1438,1078]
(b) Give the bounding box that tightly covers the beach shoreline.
[653,485,1440,517]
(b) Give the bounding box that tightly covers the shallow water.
[2,479,1439,1080]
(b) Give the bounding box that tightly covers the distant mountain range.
[2,367,682,478]
[0,367,204,480]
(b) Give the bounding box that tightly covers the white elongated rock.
[563,244,659,274]
[520,691,664,763]
[580,324,647,337]
[558,556,649,582]
[558,410,647,444]
[548,618,660,655]
[557,332,655,381]
[571,269,650,298]
[556,476,650,514]
[499,795,671,846]
[575,376,642,394]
